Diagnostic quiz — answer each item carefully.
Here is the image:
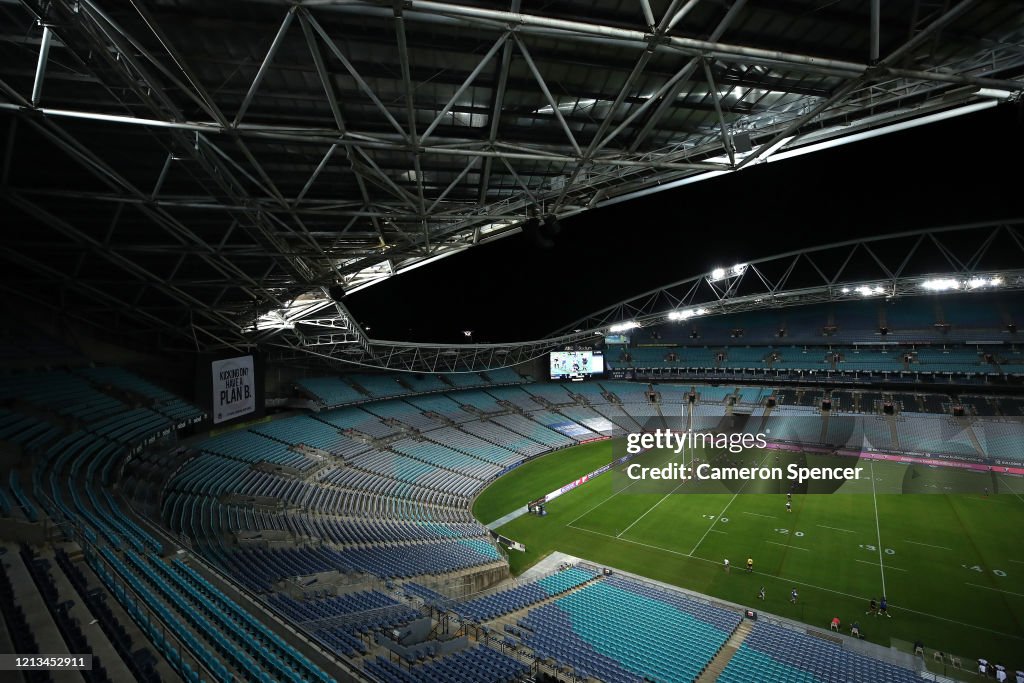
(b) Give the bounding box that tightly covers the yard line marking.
[710,529,728,535]
[766,540,808,552]
[563,524,1024,641]
[1009,559,1024,565]
[566,477,641,527]
[742,511,776,519]
[998,475,1024,504]
[688,491,739,555]
[688,454,771,556]
[856,559,907,572]
[870,461,886,596]
[817,524,856,534]
[617,477,688,538]
[966,583,1024,599]
[904,539,952,551]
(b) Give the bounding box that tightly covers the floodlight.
[976,88,1015,100]
[609,321,640,333]
[841,287,850,294]
[967,276,1002,289]
[668,307,709,322]
[711,268,726,280]
[731,263,747,276]
[921,278,959,291]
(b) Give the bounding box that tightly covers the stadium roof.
[1,0,1023,366]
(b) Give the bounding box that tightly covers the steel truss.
[0,0,1022,362]
[259,219,1024,372]
[553,219,1024,337]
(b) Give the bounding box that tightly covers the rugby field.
[474,439,1024,667]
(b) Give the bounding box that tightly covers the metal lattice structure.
[1,0,1023,368]
[553,218,1024,336]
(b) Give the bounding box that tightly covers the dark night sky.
[346,102,1024,343]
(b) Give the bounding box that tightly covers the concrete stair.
[478,575,604,635]
[696,618,754,683]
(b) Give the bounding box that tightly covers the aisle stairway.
[696,619,754,682]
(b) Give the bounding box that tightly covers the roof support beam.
[477,0,519,207]
[296,10,387,246]
[870,0,881,62]
[30,24,51,106]
[702,58,734,166]
[420,32,509,143]
[232,8,297,127]
[628,0,748,152]
[639,0,656,31]
[513,34,582,156]
[304,9,408,140]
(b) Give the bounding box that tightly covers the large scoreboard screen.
[550,350,604,380]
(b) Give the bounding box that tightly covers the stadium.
[1,1,1023,683]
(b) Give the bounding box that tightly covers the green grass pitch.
[473,439,1024,667]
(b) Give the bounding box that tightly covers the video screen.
[550,350,604,380]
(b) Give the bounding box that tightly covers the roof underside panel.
[1,0,1022,357]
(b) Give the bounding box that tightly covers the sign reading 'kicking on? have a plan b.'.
[211,355,255,424]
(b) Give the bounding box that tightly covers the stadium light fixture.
[667,308,709,321]
[976,88,1015,100]
[609,321,640,333]
[919,276,1004,292]
[967,276,1003,289]
[921,278,960,291]
[708,264,746,282]
[852,285,886,297]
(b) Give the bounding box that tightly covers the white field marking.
[710,529,728,534]
[855,559,907,572]
[688,491,739,555]
[966,583,1024,599]
[562,524,1024,641]
[566,475,641,527]
[742,511,776,519]
[688,454,772,556]
[817,524,856,534]
[998,475,1024,504]
[870,461,887,596]
[616,476,688,538]
[903,539,952,551]
[1009,559,1024,565]
[766,540,809,552]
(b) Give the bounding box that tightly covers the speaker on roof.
[523,216,554,249]
[733,132,753,153]
[541,214,562,238]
